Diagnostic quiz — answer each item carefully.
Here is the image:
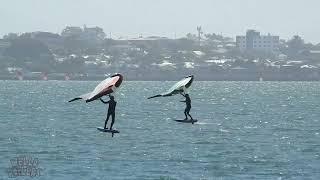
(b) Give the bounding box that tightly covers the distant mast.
[196,26,202,47]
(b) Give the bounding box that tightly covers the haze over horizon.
[1,0,319,43]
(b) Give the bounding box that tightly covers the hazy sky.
[1,0,319,43]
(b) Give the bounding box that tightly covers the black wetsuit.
[181,94,193,120]
[100,97,117,130]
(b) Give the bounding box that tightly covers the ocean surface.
[0,81,319,180]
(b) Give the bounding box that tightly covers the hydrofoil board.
[97,127,120,133]
[174,119,198,124]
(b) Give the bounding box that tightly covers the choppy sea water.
[0,81,319,180]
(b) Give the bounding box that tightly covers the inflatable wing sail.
[148,75,194,99]
[69,73,123,103]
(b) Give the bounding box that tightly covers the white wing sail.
[69,74,123,103]
[148,75,194,99]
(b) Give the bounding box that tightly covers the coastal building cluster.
[236,30,279,52]
[0,26,320,81]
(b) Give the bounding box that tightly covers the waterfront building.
[236,30,279,52]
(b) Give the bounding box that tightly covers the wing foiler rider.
[100,95,117,130]
[180,92,193,120]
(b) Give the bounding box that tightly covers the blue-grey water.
[0,81,320,180]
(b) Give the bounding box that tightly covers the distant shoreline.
[1,71,320,81]
[1,78,319,82]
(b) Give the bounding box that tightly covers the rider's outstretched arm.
[100,98,110,104]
